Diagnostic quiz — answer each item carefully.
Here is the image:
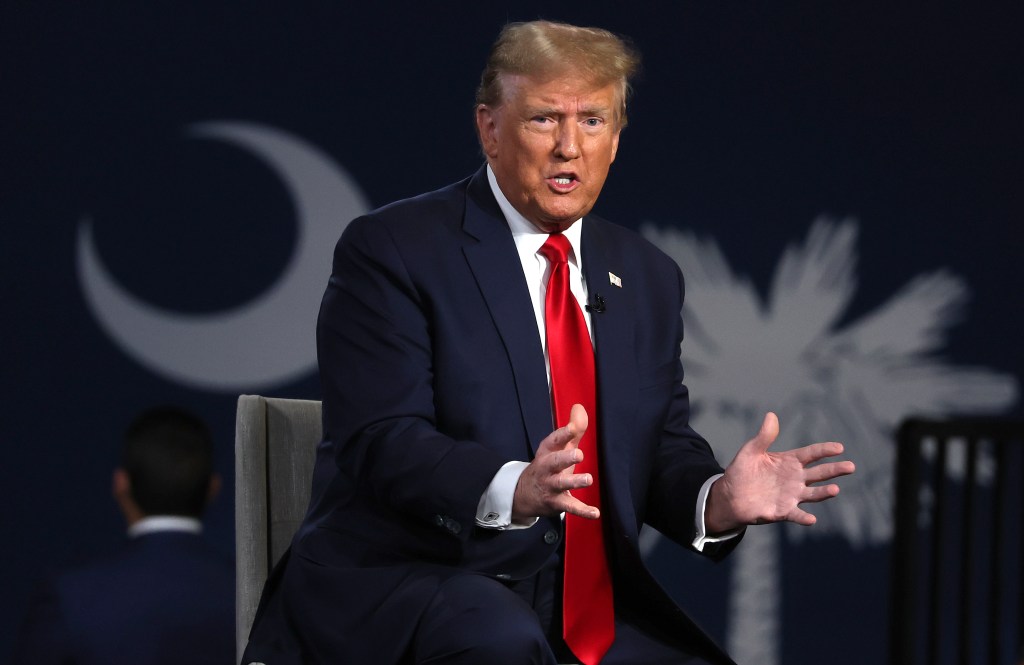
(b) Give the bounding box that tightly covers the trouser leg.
[412,573,558,665]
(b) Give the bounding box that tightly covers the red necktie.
[539,233,615,665]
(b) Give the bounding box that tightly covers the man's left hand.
[704,412,856,534]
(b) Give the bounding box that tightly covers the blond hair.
[476,20,641,128]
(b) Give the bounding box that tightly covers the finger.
[742,412,779,456]
[799,483,841,504]
[536,404,589,456]
[549,471,593,493]
[804,460,856,484]
[537,447,584,476]
[558,494,600,520]
[568,403,589,439]
[786,507,818,526]
[791,441,846,465]
[569,470,593,489]
[536,422,580,456]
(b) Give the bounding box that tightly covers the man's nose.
[554,121,581,160]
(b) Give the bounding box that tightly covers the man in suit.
[243,20,854,665]
[14,407,234,665]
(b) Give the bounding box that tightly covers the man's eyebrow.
[525,104,612,117]
[578,105,612,117]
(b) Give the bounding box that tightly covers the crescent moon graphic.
[76,121,370,391]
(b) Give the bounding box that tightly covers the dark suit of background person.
[13,407,234,665]
[243,20,854,665]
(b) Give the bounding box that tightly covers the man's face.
[476,70,622,233]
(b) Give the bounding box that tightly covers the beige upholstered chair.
[233,395,578,665]
[234,395,322,660]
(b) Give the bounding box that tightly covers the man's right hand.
[511,404,601,524]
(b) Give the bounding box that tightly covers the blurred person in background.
[14,406,234,665]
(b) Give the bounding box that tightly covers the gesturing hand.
[706,412,856,534]
[512,404,601,524]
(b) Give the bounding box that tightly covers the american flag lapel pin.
[608,272,622,288]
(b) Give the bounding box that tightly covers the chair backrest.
[234,394,322,660]
[889,418,1024,665]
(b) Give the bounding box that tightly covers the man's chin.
[530,216,582,234]
[532,205,592,232]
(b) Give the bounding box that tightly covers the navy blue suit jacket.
[15,531,234,665]
[246,166,738,663]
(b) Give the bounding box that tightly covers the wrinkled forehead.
[494,68,626,115]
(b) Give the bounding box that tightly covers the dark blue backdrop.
[3,3,1022,663]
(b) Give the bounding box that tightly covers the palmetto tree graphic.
[640,218,1019,665]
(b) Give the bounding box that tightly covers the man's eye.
[583,118,603,127]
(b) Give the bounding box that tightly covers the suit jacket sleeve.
[316,213,509,537]
[634,260,739,559]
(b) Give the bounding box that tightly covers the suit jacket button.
[496,573,511,580]
[445,518,462,535]
[544,529,559,545]
[434,514,445,527]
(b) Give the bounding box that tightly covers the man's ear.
[112,468,131,502]
[206,472,222,505]
[112,467,144,525]
[475,104,500,159]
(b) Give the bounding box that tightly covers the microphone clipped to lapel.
[586,273,620,314]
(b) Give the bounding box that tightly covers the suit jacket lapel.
[461,167,553,455]
[581,219,638,515]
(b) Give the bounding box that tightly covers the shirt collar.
[486,164,584,268]
[128,515,203,538]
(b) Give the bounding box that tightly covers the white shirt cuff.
[476,461,537,530]
[692,473,743,552]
